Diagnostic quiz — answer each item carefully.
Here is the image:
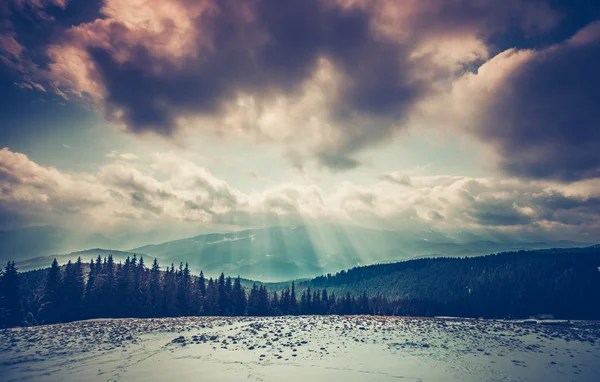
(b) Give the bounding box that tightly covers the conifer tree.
[137,256,149,316]
[257,286,270,316]
[290,281,297,315]
[178,263,191,316]
[232,276,246,315]
[204,278,218,315]
[60,260,84,322]
[150,258,162,317]
[217,273,227,315]
[102,255,116,316]
[0,261,21,327]
[247,283,259,316]
[39,258,62,324]
[225,276,233,315]
[198,271,206,297]
[85,259,96,317]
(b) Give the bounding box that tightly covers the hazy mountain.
[4,224,589,280]
[0,226,115,263]
[131,225,587,281]
[13,249,150,272]
[0,226,223,264]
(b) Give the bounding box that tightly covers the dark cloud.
[0,0,102,72]
[532,191,600,225]
[89,0,423,136]
[469,200,533,226]
[45,0,570,170]
[475,22,600,181]
[4,0,599,174]
[428,210,444,221]
[130,191,163,215]
[379,173,412,186]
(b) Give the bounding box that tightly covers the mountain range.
[4,225,589,281]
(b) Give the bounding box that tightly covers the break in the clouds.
[1,147,600,241]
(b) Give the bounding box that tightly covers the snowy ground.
[1,316,599,382]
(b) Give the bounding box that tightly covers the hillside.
[289,246,600,319]
[0,226,110,263]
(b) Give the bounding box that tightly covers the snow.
[206,235,256,245]
[1,316,599,381]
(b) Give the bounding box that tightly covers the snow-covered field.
[1,316,599,382]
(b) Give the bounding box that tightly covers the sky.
[1,0,600,244]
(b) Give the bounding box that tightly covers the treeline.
[3,246,600,328]
[0,255,431,328]
[301,246,600,319]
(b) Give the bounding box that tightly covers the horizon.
[8,224,599,283]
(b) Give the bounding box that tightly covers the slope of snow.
[206,235,256,245]
[1,316,599,381]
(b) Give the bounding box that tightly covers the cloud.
[43,0,429,169]
[379,172,412,186]
[2,0,568,170]
[0,147,106,228]
[442,21,600,181]
[119,153,138,161]
[2,147,599,240]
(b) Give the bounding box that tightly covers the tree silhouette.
[0,261,21,327]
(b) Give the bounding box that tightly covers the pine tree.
[178,263,191,316]
[163,264,178,316]
[312,290,321,315]
[321,289,329,315]
[232,276,246,315]
[247,283,259,316]
[359,291,369,314]
[137,256,149,317]
[290,281,297,315]
[204,278,218,315]
[271,291,280,315]
[197,271,206,315]
[61,259,84,322]
[74,257,85,316]
[279,288,289,314]
[198,271,206,297]
[225,276,233,315]
[95,255,103,273]
[0,261,21,327]
[102,255,116,316]
[39,259,62,324]
[150,258,162,317]
[257,286,270,316]
[217,273,227,315]
[85,259,96,318]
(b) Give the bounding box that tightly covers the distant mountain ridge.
[14,249,150,272]
[129,225,588,281]
[5,224,592,280]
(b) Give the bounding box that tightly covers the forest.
[299,246,600,319]
[1,245,599,328]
